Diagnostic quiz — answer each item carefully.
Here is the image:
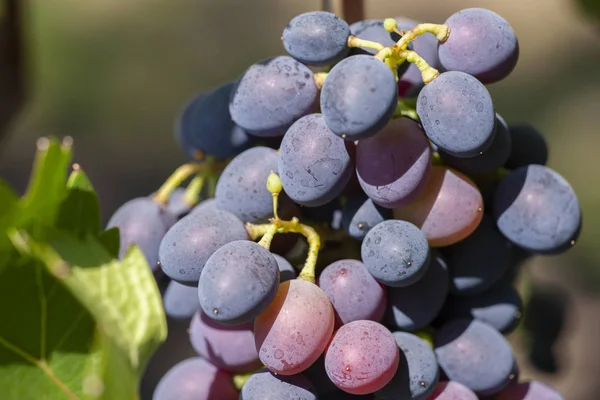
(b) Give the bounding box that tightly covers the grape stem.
[153,163,201,205]
[394,99,419,120]
[347,35,385,51]
[313,72,327,89]
[182,175,205,207]
[397,50,439,83]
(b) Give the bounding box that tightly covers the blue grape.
[442,215,510,296]
[417,71,495,158]
[198,240,279,325]
[279,114,354,206]
[377,332,439,400]
[356,117,432,208]
[361,220,430,287]
[229,56,318,137]
[493,165,581,254]
[427,381,477,399]
[440,114,511,175]
[162,281,200,319]
[438,8,519,83]
[496,380,564,400]
[274,254,296,282]
[162,187,192,218]
[215,146,289,223]
[321,55,398,140]
[283,11,350,66]
[158,209,248,285]
[174,92,207,160]
[435,319,515,396]
[341,195,392,240]
[395,18,441,87]
[106,197,176,271]
[240,370,318,400]
[505,123,548,169]
[438,281,523,333]
[386,252,449,331]
[319,259,387,324]
[153,357,237,400]
[190,198,219,215]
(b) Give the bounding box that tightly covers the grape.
[318,259,387,324]
[279,113,354,206]
[229,56,318,137]
[377,332,439,400]
[505,123,548,169]
[495,381,564,400]
[416,71,495,158]
[274,254,296,282]
[426,381,478,400]
[190,197,219,215]
[362,220,430,287]
[395,18,441,88]
[341,195,392,240]
[493,165,581,254]
[393,166,484,247]
[283,11,350,66]
[162,281,200,319]
[440,114,511,175]
[434,319,515,396]
[163,187,192,218]
[153,357,237,400]
[174,92,207,160]
[198,240,279,325]
[189,311,260,373]
[254,279,334,375]
[106,197,176,271]
[441,215,510,296]
[321,55,398,141]
[325,320,399,395]
[240,370,318,400]
[438,281,523,333]
[386,252,448,331]
[438,8,519,83]
[158,209,248,285]
[356,117,432,208]
[215,146,289,223]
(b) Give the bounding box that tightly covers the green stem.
[394,99,419,120]
[347,35,385,51]
[153,163,201,205]
[182,175,205,207]
[396,23,450,50]
[397,50,439,83]
[258,224,278,250]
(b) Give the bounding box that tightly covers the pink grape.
[325,320,399,395]
[496,381,565,400]
[427,381,478,399]
[254,279,335,375]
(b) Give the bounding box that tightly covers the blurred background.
[0,0,598,398]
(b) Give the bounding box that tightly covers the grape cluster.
[107,7,577,400]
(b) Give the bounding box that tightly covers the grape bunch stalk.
[104,6,578,400]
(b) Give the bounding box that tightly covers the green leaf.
[98,228,120,259]
[56,167,101,237]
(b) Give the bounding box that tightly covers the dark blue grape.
[440,114,511,175]
[240,370,318,400]
[386,252,449,331]
[361,220,430,287]
[174,92,207,160]
[493,165,581,254]
[342,195,392,240]
[274,254,296,282]
[442,215,511,296]
[106,197,176,272]
[417,71,495,158]
[158,209,248,285]
[198,240,279,325]
[279,113,354,206]
[438,8,519,83]
[229,56,317,137]
[377,332,439,400]
[162,281,200,319]
[190,198,219,215]
[435,319,515,396]
[438,281,523,333]
[321,55,398,140]
[505,123,548,169]
[283,11,350,66]
[153,357,237,400]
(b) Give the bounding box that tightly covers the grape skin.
[229,56,318,137]
[283,11,350,67]
[254,279,334,375]
[174,92,207,160]
[158,209,248,286]
[198,240,279,325]
[190,198,219,215]
[106,197,176,272]
[279,113,354,207]
[321,55,398,141]
[318,259,387,325]
[416,71,495,158]
[274,254,296,282]
[325,320,399,395]
[495,381,565,400]
[342,196,392,240]
[240,370,318,400]
[162,281,200,319]
[356,117,432,209]
[427,381,478,400]
[438,8,519,84]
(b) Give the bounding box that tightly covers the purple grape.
[162,281,200,319]
[240,370,318,400]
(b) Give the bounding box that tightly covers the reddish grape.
[254,279,335,375]
[427,381,478,400]
[393,166,483,247]
[325,320,399,395]
[496,381,564,400]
